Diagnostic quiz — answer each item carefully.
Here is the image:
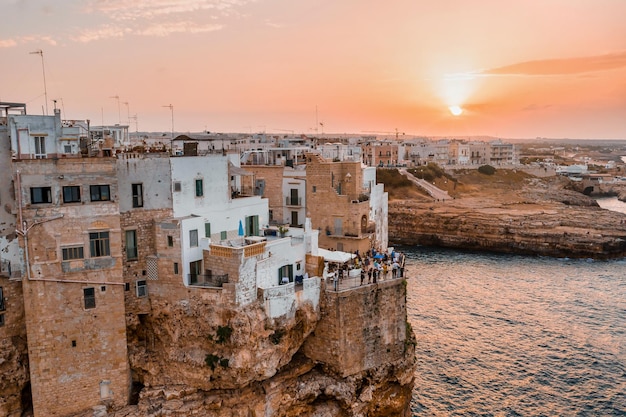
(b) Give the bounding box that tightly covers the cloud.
[137,21,224,37]
[522,104,553,112]
[0,38,17,48]
[71,21,223,42]
[83,0,253,21]
[0,35,57,48]
[480,51,626,76]
[71,25,129,43]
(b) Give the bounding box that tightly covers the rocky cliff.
[389,173,626,259]
[75,279,415,417]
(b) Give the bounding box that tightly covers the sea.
[405,197,626,416]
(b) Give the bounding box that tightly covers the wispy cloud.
[0,0,252,46]
[83,0,253,21]
[71,21,223,43]
[137,21,224,37]
[0,39,17,48]
[71,25,129,43]
[480,51,626,76]
[0,35,57,48]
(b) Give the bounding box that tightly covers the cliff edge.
[388,170,626,259]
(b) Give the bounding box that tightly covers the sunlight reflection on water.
[405,247,626,416]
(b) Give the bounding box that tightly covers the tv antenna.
[29,49,48,115]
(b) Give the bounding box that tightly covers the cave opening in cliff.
[21,381,32,416]
[129,380,144,405]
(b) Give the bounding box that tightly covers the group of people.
[324,247,405,290]
[356,247,405,286]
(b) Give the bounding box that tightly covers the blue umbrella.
[238,220,244,236]
[374,253,384,259]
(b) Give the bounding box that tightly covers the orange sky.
[1,0,625,139]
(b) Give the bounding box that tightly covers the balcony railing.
[285,196,302,206]
[189,273,228,288]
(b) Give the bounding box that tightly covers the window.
[0,314,4,326]
[173,182,182,192]
[90,185,111,201]
[167,236,174,247]
[89,231,110,257]
[62,246,84,261]
[131,183,143,208]
[189,229,198,247]
[64,145,72,153]
[63,186,81,203]
[312,186,316,193]
[34,136,46,159]
[0,287,4,311]
[125,230,138,260]
[204,222,211,238]
[220,231,227,240]
[173,262,179,274]
[195,179,203,197]
[189,260,202,284]
[31,187,52,204]
[278,264,293,285]
[84,287,96,309]
[136,280,147,297]
[245,215,259,236]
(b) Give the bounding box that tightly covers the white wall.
[116,154,172,212]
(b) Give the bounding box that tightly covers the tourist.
[368,267,373,284]
[360,269,365,286]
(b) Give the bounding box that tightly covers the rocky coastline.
[388,174,626,259]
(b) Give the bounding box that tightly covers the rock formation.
[70,279,416,417]
[389,173,626,259]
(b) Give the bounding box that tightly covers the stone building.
[0,103,412,417]
[1,104,129,416]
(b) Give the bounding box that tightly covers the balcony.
[285,196,302,206]
[189,273,228,288]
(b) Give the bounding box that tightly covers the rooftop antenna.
[123,101,130,125]
[29,49,48,115]
[109,95,121,124]
[162,104,174,154]
[54,98,66,119]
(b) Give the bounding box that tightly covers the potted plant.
[278,225,289,237]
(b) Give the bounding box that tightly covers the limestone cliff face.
[0,335,29,417]
[96,279,416,417]
[389,198,626,259]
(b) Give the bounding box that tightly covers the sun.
[448,105,463,116]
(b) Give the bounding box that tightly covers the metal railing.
[189,273,229,288]
[285,196,302,206]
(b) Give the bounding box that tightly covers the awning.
[318,248,355,264]
[228,162,253,176]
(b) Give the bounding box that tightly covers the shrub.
[478,165,496,175]
[216,325,233,344]
[205,354,220,370]
[270,329,285,345]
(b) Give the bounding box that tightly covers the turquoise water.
[405,247,626,416]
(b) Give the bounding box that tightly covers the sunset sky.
[1,0,625,139]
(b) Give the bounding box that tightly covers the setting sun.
[449,105,463,116]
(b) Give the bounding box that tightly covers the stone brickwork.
[121,208,173,315]
[16,158,129,417]
[305,154,371,252]
[0,277,29,417]
[304,278,408,377]
[243,165,286,223]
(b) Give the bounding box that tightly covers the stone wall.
[16,158,130,416]
[304,279,408,377]
[242,165,285,223]
[0,277,29,417]
[305,154,371,252]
